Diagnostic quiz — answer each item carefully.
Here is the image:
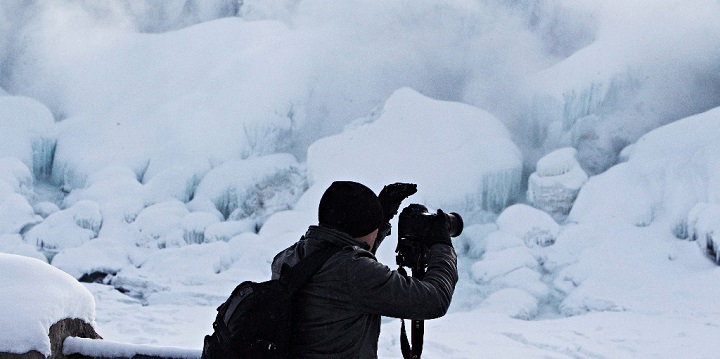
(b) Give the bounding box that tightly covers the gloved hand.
[422,209,452,247]
[371,183,416,254]
[378,183,417,222]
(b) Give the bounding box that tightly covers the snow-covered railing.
[63,337,201,359]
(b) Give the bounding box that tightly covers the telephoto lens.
[445,212,463,237]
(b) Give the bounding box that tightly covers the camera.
[395,204,463,270]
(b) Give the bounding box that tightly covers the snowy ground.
[2,1,720,358]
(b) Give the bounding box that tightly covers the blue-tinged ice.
[0,97,56,180]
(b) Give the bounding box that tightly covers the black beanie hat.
[318,181,383,238]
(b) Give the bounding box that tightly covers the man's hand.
[372,183,417,254]
[422,209,453,247]
[378,183,417,222]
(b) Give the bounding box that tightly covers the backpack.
[201,245,341,359]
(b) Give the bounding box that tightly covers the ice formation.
[0,97,56,179]
[527,147,588,222]
[307,87,523,216]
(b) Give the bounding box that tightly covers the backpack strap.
[281,244,342,294]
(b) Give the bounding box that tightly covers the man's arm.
[345,244,458,320]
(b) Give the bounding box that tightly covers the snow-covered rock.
[496,204,559,247]
[0,234,46,261]
[52,237,135,280]
[470,247,539,283]
[182,212,222,245]
[0,157,34,199]
[481,288,539,320]
[204,220,256,243]
[0,193,42,235]
[143,166,206,206]
[527,147,588,222]
[0,253,96,356]
[194,153,307,226]
[307,87,523,215]
[23,200,102,257]
[132,200,189,249]
[62,166,144,208]
[33,201,60,219]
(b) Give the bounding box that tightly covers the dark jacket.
[271,225,458,359]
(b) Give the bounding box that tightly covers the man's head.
[318,181,383,243]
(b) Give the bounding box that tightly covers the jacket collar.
[304,225,370,251]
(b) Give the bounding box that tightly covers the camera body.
[395,204,463,269]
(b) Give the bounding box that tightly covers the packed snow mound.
[307,87,522,215]
[528,148,588,222]
[0,253,95,356]
[570,106,720,228]
[0,96,56,178]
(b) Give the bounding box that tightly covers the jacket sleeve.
[345,244,458,320]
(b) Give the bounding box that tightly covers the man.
[271,181,458,358]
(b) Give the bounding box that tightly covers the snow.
[63,337,200,359]
[1,1,720,358]
[0,253,95,356]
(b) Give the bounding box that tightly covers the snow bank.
[0,253,95,356]
[307,87,523,216]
